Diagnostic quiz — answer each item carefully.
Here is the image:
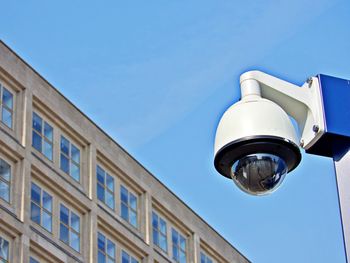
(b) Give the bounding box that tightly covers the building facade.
[0,41,249,263]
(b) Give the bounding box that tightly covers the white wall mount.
[240,70,325,150]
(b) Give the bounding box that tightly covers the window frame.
[30,182,53,233]
[120,184,138,229]
[96,165,115,210]
[152,211,168,253]
[32,112,54,161]
[121,249,139,263]
[0,235,10,263]
[60,135,81,182]
[59,203,81,253]
[97,232,116,263]
[0,158,11,204]
[0,83,14,130]
[200,251,214,263]
[171,228,187,263]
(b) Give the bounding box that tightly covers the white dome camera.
[214,71,325,195]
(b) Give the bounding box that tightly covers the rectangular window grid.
[97,165,115,210]
[0,158,11,203]
[0,236,9,263]
[120,185,138,228]
[152,211,168,252]
[60,136,81,182]
[172,229,187,263]
[0,84,13,129]
[200,252,213,263]
[121,250,138,263]
[30,182,53,232]
[97,232,116,263]
[32,112,53,160]
[59,204,80,252]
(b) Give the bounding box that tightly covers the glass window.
[60,136,81,182]
[32,112,53,160]
[0,158,11,203]
[152,211,167,252]
[97,232,116,263]
[0,236,9,262]
[30,257,40,263]
[59,204,80,252]
[172,228,187,263]
[120,185,138,228]
[30,183,52,232]
[121,250,139,263]
[0,84,14,129]
[96,165,115,210]
[200,252,213,263]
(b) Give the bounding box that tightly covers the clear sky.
[2,1,349,262]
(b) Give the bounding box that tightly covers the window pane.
[122,251,129,263]
[2,88,13,109]
[59,223,69,244]
[43,140,53,160]
[121,203,128,221]
[71,144,80,163]
[98,251,106,263]
[173,245,179,261]
[106,175,114,192]
[130,210,137,227]
[32,113,42,132]
[97,183,105,202]
[180,236,186,250]
[60,204,69,225]
[179,251,186,263]
[70,163,80,181]
[44,123,53,141]
[0,181,9,202]
[0,237,9,260]
[70,231,80,252]
[60,136,69,155]
[120,185,128,203]
[43,191,52,212]
[1,108,12,128]
[31,183,41,204]
[98,232,105,251]
[131,258,138,263]
[71,212,80,232]
[129,193,137,210]
[32,131,42,152]
[106,190,115,209]
[60,154,69,174]
[152,212,158,228]
[160,235,167,251]
[160,218,167,234]
[172,229,178,245]
[153,229,159,246]
[107,258,114,263]
[30,257,40,263]
[31,202,41,224]
[42,211,52,232]
[97,166,105,184]
[107,240,115,258]
[0,159,10,182]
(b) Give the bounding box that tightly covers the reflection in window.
[200,252,213,263]
[152,211,167,252]
[0,84,13,129]
[0,236,9,262]
[30,182,52,232]
[32,112,53,160]
[0,158,11,203]
[172,228,187,263]
[60,136,81,182]
[97,232,116,263]
[120,185,137,228]
[121,250,138,263]
[60,204,80,252]
[96,165,115,209]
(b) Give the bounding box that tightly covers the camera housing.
[214,71,325,195]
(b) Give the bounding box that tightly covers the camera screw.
[306,77,313,87]
[300,139,304,147]
[312,125,319,133]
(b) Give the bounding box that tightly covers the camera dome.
[231,153,288,195]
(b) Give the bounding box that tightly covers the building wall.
[0,41,249,263]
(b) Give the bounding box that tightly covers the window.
[0,236,9,263]
[120,185,137,228]
[0,84,13,129]
[59,204,80,252]
[32,112,53,160]
[172,229,186,263]
[152,212,167,252]
[0,158,11,203]
[97,232,116,263]
[30,257,40,263]
[121,250,138,263]
[30,183,52,232]
[200,252,213,263]
[96,166,115,209]
[60,136,80,182]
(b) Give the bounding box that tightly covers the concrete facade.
[0,41,249,263]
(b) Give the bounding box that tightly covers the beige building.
[0,41,249,263]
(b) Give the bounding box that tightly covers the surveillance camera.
[214,71,325,196]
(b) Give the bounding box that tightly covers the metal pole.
[334,149,350,263]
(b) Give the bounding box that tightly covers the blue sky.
[2,1,349,262]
